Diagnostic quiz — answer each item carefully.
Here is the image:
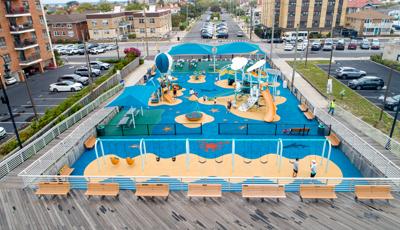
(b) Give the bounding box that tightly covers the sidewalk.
[124,60,154,86]
[233,16,262,42]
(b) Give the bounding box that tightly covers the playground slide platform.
[262,88,277,122]
[163,94,174,103]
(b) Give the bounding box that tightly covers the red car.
[347,40,357,50]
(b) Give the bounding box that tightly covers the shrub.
[128,33,136,39]
[123,47,141,57]
[179,24,186,31]
[139,58,144,65]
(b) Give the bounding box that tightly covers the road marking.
[0,121,32,124]
[21,104,58,107]
[34,97,67,100]
[13,112,45,115]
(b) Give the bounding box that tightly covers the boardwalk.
[0,188,399,229]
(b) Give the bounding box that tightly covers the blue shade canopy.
[108,85,155,107]
[155,53,173,73]
[216,42,265,55]
[168,43,213,55]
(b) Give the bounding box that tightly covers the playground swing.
[198,156,207,164]
[259,153,268,164]
[215,153,223,163]
[243,142,252,164]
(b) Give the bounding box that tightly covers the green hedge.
[0,54,137,156]
[370,54,400,72]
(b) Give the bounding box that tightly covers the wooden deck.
[0,188,399,229]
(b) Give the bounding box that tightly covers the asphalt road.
[183,12,247,42]
[318,60,400,119]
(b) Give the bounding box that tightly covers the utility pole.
[379,65,393,121]
[270,0,275,60]
[304,29,310,66]
[327,25,335,79]
[21,72,38,120]
[0,56,22,149]
[249,5,253,40]
[143,6,149,57]
[291,25,300,90]
[116,29,120,60]
[385,99,400,149]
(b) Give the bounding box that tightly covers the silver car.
[335,67,366,79]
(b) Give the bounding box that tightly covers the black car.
[311,42,321,51]
[348,76,384,90]
[216,32,228,39]
[381,94,400,111]
[266,38,283,43]
[336,40,345,50]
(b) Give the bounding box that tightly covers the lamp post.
[291,24,300,90]
[0,55,23,149]
[143,7,149,57]
[385,99,400,150]
[379,64,393,121]
[327,25,335,79]
[20,72,38,120]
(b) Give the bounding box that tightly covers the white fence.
[19,175,400,192]
[0,84,123,180]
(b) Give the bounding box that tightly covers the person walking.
[172,87,177,99]
[328,99,336,115]
[289,158,299,177]
[310,160,317,178]
[226,99,232,113]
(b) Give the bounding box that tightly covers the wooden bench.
[299,185,337,203]
[187,184,222,200]
[289,127,310,135]
[355,185,394,203]
[242,184,286,202]
[35,182,70,198]
[303,111,315,120]
[59,165,74,176]
[84,136,96,149]
[298,103,308,112]
[326,133,341,147]
[135,183,169,201]
[85,182,119,199]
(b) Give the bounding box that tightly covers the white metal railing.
[315,108,400,178]
[0,84,123,180]
[19,175,400,192]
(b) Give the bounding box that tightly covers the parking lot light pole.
[0,56,23,149]
[385,99,400,149]
[379,64,393,121]
[327,26,335,79]
[304,29,310,67]
[20,72,38,120]
[291,25,300,90]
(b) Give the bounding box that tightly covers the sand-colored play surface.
[175,112,215,128]
[84,153,343,184]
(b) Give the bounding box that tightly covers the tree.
[125,3,145,11]
[97,0,113,12]
[76,3,95,13]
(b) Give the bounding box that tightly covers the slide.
[163,93,174,103]
[238,96,258,112]
[262,87,277,122]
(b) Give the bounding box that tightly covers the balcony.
[14,38,39,50]
[19,53,42,66]
[9,23,34,34]
[5,6,31,17]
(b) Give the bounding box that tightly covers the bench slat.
[242,185,286,199]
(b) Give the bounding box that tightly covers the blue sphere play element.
[155,53,173,73]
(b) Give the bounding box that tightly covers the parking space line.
[13,112,45,115]
[21,104,58,107]
[33,97,67,100]
[0,121,32,124]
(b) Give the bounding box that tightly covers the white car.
[49,81,83,92]
[90,61,110,70]
[284,43,294,51]
[89,47,105,54]
[297,43,307,51]
[0,127,6,139]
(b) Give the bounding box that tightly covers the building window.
[46,43,51,51]
[54,31,59,36]
[68,31,74,37]
[139,19,145,23]
[42,29,47,38]
[67,24,72,28]
[0,37,6,47]
[140,28,145,33]
[128,16,134,21]
[3,54,11,63]
[94,31,99,35]
[92,20,97,26]
[365,19,371,23]
[105,30,110,35]
[62,31,66,36]
[102,20,109,26]
[39,16,45,24]
[149,18,155,23]
[150,28,155,33]
[35,1,41,10]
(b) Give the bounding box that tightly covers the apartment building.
[126,9,172,38]
[346,9,393,36]
[86,12,128,40]
[0,0,54,82]
[261,0,348,32]
[47,13,89,43]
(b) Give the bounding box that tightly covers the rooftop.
[46,13,87,24]
[348,0,381,8]
[347,9,394,20]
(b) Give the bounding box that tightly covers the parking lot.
[318,60,400,119]
[0,61,111,143]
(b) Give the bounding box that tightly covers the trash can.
[96,125,105,137]
[318,123,325,136]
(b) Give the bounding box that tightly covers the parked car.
[348,76,384,90]
[201,32,213,39]
[0,127,6,139]
[89,47,105,54]
[336,39,345,50]
[74,67,101,77]
[49,81,83,92]
[87,43,98,49]
[371,39,380,50]
[90,61,111,70]
[311,40,322,51]
[379,94,400,111]
[58,74,89,85]
[284,43,294,51]
[296,43,307,51]
[347,40,358,50]
[267,37,283,43]
[360,39,370,49]
[236,31,245,37]
[335,67,366,79]
[4,76,17,85]
[322,39,334,51]
[216,32,228,38]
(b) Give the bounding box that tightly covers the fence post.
[218,123,220,135]
[121,126,124,136]
[246,124,249,135]
[274,124,278,136]
[328,125,332,136]
[146,124,149,136]
[303,124,306,136]
[174,123,177,135]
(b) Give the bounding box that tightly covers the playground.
[72,42,363,185]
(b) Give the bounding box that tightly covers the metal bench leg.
[203,197,206,202]
[246,198,249,202]
[165,196,169,201]
[277,198,280,203]
[101,195,105,200]
[116,194,119,200]
[354,196,358,202]
[261,198,264,202]
[87,195,91,200]
[300,196,303,202]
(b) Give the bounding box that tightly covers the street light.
[385,99,400,150]
[0,55,23,149]
[291,24,300,90]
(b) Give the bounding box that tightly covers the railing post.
[121,126,124,136]
[200,123,203,135]
[218,123,220,135]
[328,125,332,136]
[174,123,177,135]
[274,124,278,136]
[246,124,249,135]
[146,124,150,135]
